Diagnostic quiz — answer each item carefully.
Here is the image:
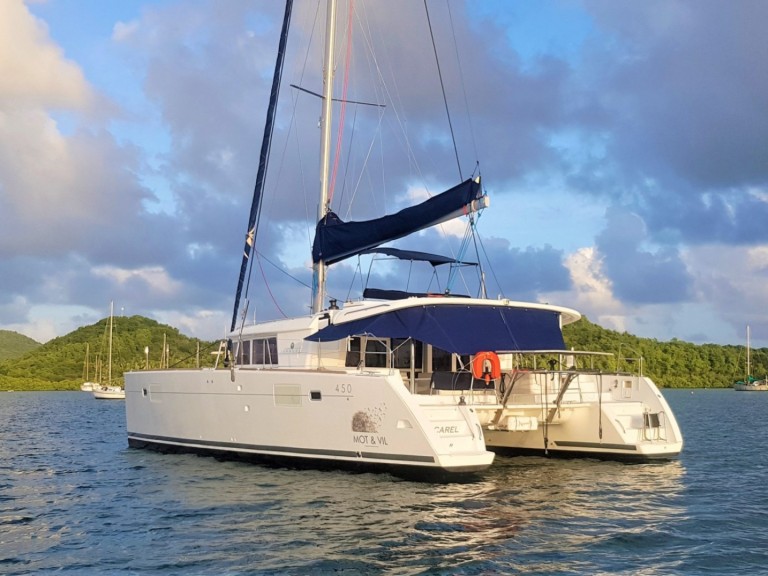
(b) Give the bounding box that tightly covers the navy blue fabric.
[312,178,482,265]
[360,247,476,267]
[305,304,565,354]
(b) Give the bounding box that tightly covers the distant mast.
[747,325,751,380]
[311,0,338,315]
[108,301,113,384]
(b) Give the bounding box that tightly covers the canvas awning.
[305,304,565,355]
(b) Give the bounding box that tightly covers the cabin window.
[251,337,278,365]
[392,338,422,370]
[253,339,264,363]
[431,346,469,372]
[345,336,390,368]
[365,339,388,368]
[239,340,251,365]
[267,337,278,365]
[346,337,362,367]
[431,347,452,372]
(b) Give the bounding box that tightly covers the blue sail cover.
[312,178,484,265]
[306,304,565,355]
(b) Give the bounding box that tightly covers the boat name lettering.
[435,425,460,434]
[353,434,388,446]
[335,383,352,394]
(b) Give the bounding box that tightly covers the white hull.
[93,385,125,400]
[734,382,768,391]
[125,365,493,478]
[125,297,683,474]
[439,371,683,460]
[81,382,96,392]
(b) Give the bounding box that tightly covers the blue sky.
[1,0,767,350]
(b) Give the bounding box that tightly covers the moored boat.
[125,0,683,476]
[734,326,768,391]
[92,302,124,400]
[125,0,495,479]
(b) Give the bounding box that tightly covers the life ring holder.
[472,351,501,383]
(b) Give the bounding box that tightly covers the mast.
[747,325,751,380]
[311,0,338,314]
[108,301,113,384]
[230,0,294,333]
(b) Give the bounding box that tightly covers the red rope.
[328,0,354,204]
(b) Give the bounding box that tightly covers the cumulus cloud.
[1,0,767,347]
[593,205,691,304]
[0,1,91,109]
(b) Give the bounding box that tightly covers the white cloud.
[543,246,627,332]
[0,0,92,109]
[92,265,182,297]
[112,20,140,42]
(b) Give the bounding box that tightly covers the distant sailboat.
[80,343,97,392]
[93,302,125,400]
[734,326,768,391]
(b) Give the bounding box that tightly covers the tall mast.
[230,0,294,333]
[108,301,113,383]
[311,0,337,314]
[747,325,751,379]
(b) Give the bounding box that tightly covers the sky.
[1,0,767,350]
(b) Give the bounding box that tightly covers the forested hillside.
[0,330,41,361]
[563,317,760,388]
[0,316,219,391]
[0,315,760,391]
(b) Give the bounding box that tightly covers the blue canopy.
[312,178,484,265]
[361,247,476,267]
[306,304,565,355]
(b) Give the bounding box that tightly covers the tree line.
[0,315,761,391]
[563,317,761,388]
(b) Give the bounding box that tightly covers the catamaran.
[125,0,682,476]
[125,0,496,478]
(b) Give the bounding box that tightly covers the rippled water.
[1,390,767,575]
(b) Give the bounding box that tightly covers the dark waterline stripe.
[127,431,435,463]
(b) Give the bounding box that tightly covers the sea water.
[1,389,767,575]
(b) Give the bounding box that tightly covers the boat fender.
[230,365,236,383]
[472,351,501,383]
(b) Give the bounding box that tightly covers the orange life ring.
[472,351,501,383]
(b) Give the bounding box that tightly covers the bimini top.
[360,247,476,267]
[305,302,566,355]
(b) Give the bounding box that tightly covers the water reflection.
[119,447,686,573]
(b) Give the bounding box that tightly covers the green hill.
[563,317,759,389]
[0,315,759,391]
[0,316,219,391]
[0,330,41,361]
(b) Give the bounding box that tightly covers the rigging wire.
[474,229,506,299]
[424,0,462,181]
[231,0,294,334]
[254,249,312,291]
[328,0,355,205]
[445,0,479,165]
[256,252,287,318]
